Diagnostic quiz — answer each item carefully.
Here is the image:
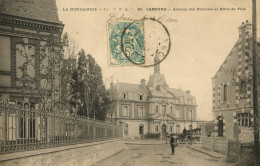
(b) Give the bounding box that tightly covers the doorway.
[162,124,166,133]
[218,116,223,137]
[139,124,144,135]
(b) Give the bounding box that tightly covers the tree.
[106,85,119,123]
[71,49,109,120]
[60,33,78,112]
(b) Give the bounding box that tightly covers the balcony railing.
[0,102,123,154]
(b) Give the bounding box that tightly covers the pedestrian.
[183,127,187,137]
[170,135,175,155]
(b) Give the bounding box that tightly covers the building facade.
[212,20,260,142]
[110,59,199,138]
[0,0,64,107]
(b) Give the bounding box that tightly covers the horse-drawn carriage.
[171,128,201,144]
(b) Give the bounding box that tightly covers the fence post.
[93,123,96,139]
[105,126,107,139]
[227,140,230,161]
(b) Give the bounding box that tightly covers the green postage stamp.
[108,21,145,66]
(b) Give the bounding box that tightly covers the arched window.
[162,105,166,115]
[189,110,193,120]
[218,116,223,137]
[155,125,159,132]
[155,105,159,114]
[122,105,129,117]
[170,126,173,132]
[176,125,180,134]
[162,124,166,133]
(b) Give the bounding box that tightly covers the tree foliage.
[71,49,110,120]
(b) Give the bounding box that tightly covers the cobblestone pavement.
[93,144,235,166]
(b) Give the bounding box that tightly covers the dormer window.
[123,93,128,99]
[156,85,160,91]
[139,94,143,101]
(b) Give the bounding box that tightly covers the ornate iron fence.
[0,102,123,154]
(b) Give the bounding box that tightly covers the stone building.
[212,20,260,142]
[110,58,200,138]
[0,0,64,106]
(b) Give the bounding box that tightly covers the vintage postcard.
[0,0,260,166]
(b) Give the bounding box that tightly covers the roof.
[212,37,260,79]
[116,82,149,94]
[115,82,196,105]
[147,73,168,87]
[168,88,196,105]
[0,0,61,24]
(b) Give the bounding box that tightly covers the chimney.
[140,79,146,88]
[186,90,191,94]
[238,20,252,38]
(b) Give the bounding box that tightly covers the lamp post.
[190,110,193,128]
[252,0,259,165]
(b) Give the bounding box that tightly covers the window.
[162,105,166,115]
[155,105,159,114]
[176,125,180,134]
[139,106,144,117]
[240,80,247,94]
[139,94,143,101]
[156,85,160,91]
[176,110,180,118]
[124,123,128,135]
[0,36,11,71]
[180,110,184,119]
[170,106,173,114]
[176,99,180,104]
[223,85,227,102]
[189,125,192,130]
[155,125,159,132]
[123,93,128,99]
[237,113,251,126]
[189,110,193,120]
[170,126,173,132]
[122,105,129,117]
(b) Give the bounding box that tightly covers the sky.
[56,0,260,121]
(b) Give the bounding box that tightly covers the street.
[93,144,235,166]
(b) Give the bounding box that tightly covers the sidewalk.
[125,139,226,159]
[187,143,226,159]
[125,138,168,145]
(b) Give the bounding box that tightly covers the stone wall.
[214,137,228,154]
[201,136,213,151]
[0,139,124,166]
[201,136,228,155]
